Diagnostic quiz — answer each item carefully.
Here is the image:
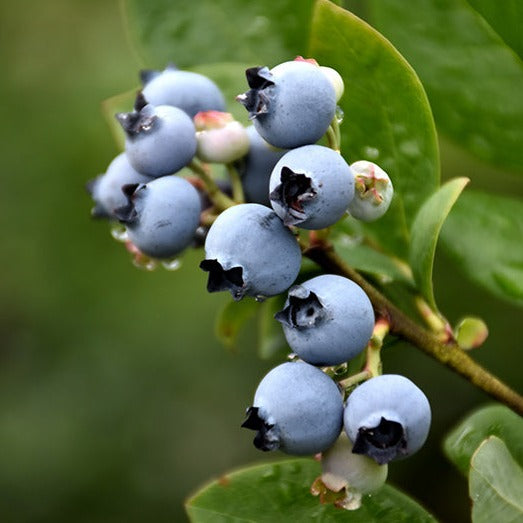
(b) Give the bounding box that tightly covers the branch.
[304,244,523,416]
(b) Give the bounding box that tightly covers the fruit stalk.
[304,243,523,416]
[188,160,235,211]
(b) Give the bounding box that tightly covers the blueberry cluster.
[88,57,429,507]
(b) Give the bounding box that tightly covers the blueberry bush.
[84,0,523,521]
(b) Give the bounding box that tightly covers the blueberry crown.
[352,416,407,465]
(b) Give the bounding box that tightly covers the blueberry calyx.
[236,67,274,118]
[270,166,317,226]
[113,183,141,224]
[275,286,326,328]
[115,92,157,136]
[199,259,246,300]
[241,406,280,452]
[352,416,407,465]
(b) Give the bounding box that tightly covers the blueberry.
[348,161,394,222]
[242,361,343,455]
[200,203,301,300]
[235,125,288,206]
[141,65,226,118]
[275,274,374,366]
[87,153,153,219]
[237,60,336,149]
[114,175,201,259]
[269,145,354,229]
[344,375,431,465]
[116,93,197,177]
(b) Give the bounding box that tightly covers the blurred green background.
[0,1,521,522]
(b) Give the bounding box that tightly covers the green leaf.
[309,0,440,259]
[368,0,523,171]
[467,0,523,60]
[469,436,523,523]
[333,233,415,286]
[215,298,259,351]
[440,190,523,307]
[257,295,288,360]
[409,177,469,309]
[123,0,315,69]
[444,404,523,476]
[185,458,437,522]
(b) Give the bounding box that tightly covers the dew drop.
[335,106,344,124]
[110,224,128,242]
[255,294,267,303]
[133,257,157,271]
[161,258,182,271]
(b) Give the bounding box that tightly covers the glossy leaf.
[123,0,315,69]
[467,0,523,60]
[469,437,523,523]
[409,177,469,309]
[444,404,523,476]
[215,298,258,351]
[309,0,440,259]
[368,0,523,171]
[440,190,523,307]
[185,458,436,522]
[333,235,414,286]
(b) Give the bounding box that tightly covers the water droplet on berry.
[161,258,182,271]
[110,224,128,242]
[255,294,267,303]
[335,106,344,124]
[133,256,157,271]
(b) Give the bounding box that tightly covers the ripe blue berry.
[237,60,337,149]
[344,375,431,465]
[242,361,343,455]
[236,125,288,206]
[87,153,153,219]
[269,145,354,229]
[114,175,201,259]
[141,65,226,118]
[275,274,374,366]
[116,93,197,177]
[200,203,301,300]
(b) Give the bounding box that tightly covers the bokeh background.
[1,1,521,522]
